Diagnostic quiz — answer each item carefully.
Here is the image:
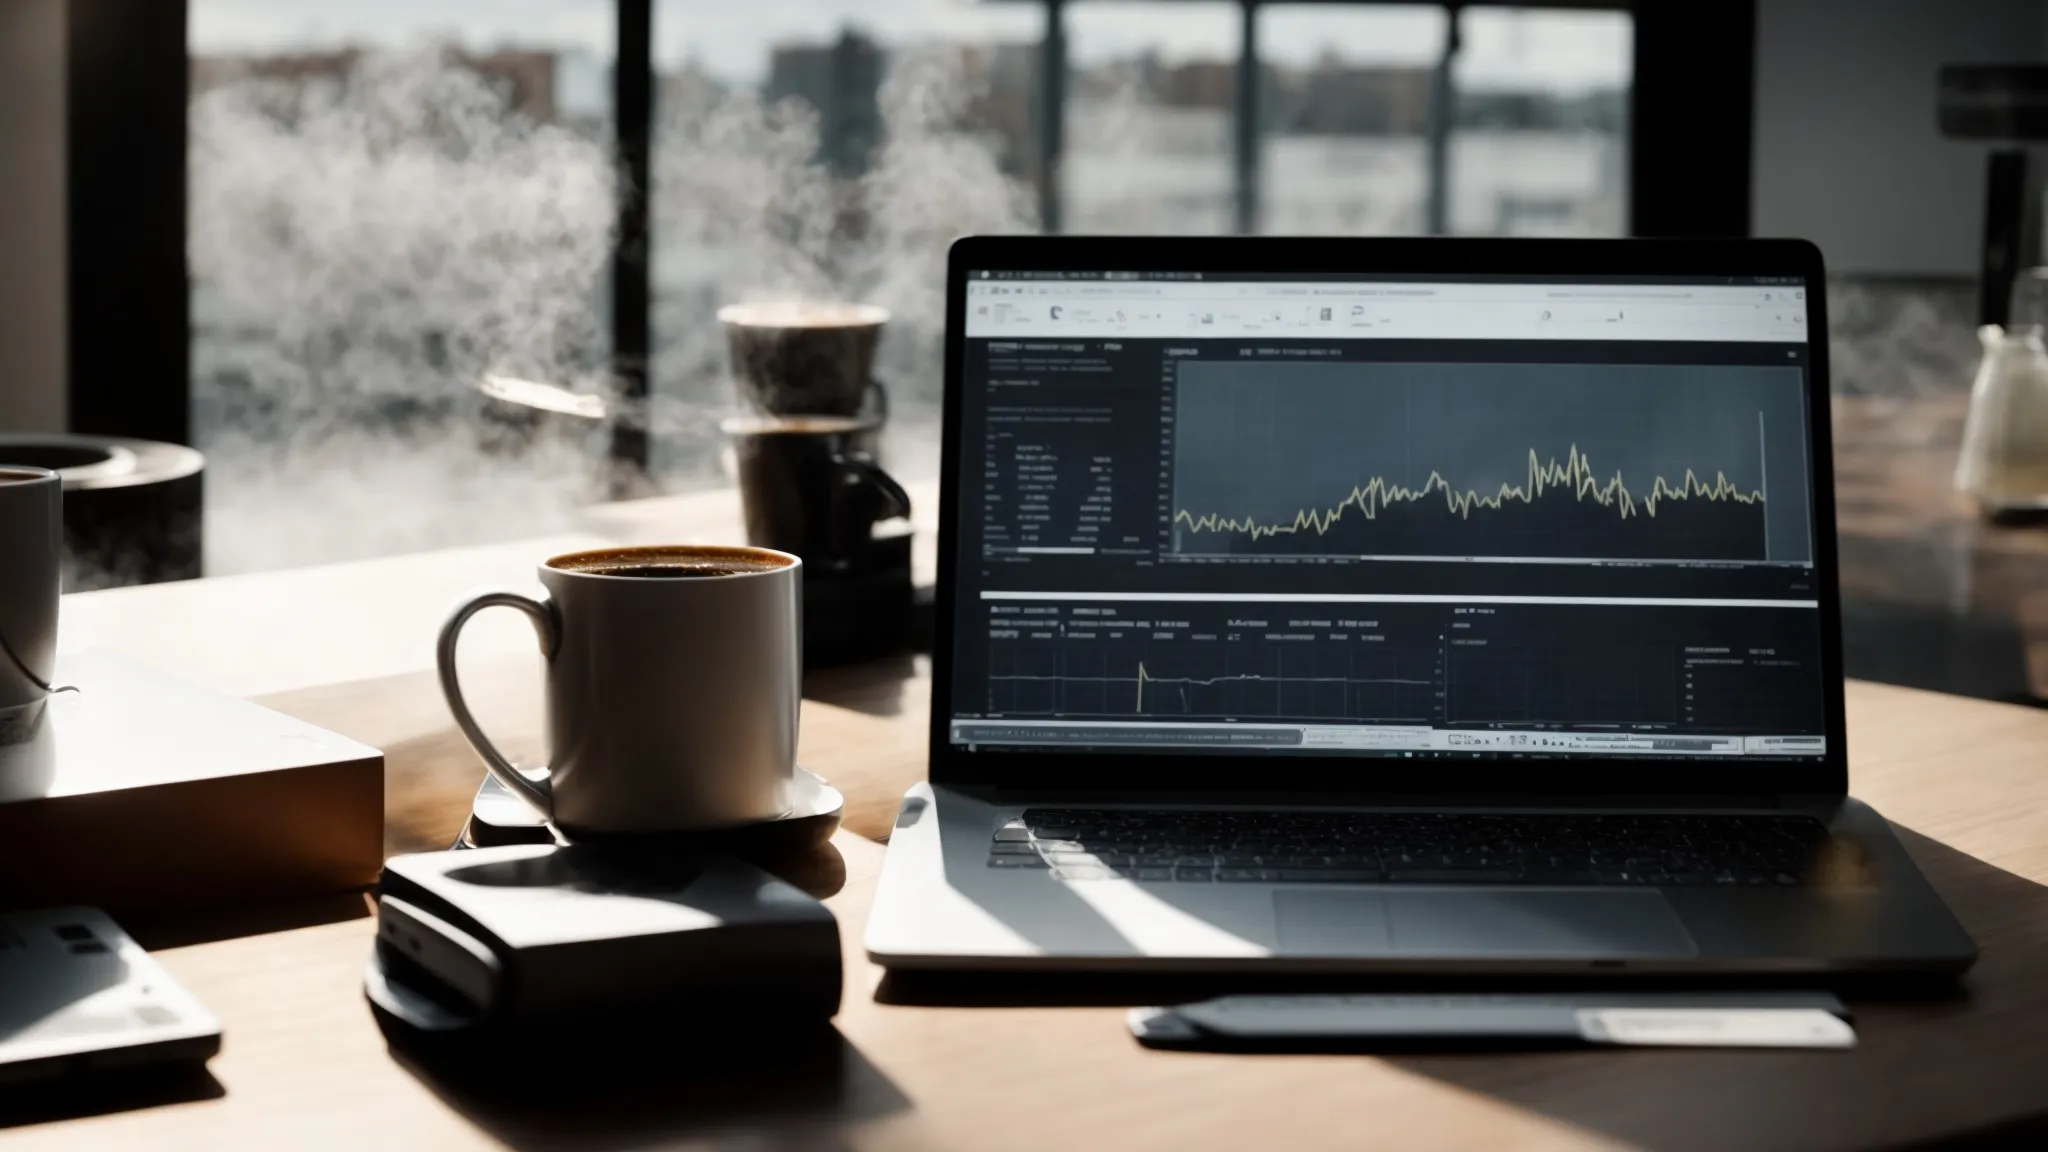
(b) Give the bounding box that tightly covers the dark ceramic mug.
[723,414,911,575]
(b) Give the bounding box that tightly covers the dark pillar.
[1629,0,1756,237]
[67,0,190,445]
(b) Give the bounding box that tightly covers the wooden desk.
[11,537,2048,1150]
[1832,393,2048,704]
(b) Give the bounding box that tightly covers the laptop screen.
[946,270,1827,763]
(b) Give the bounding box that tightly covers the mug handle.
[834,452,912,521]
[437,589,559,821]
[862,378,890,423]
[825,453,912,570]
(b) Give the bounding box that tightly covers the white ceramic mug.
[437,544,802,835]
[0,466,61,745]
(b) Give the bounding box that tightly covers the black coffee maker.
[718,302,915,668]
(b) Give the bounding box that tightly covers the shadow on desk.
[123,889,371,952]
[804,653,925,717]
[880,827,2048,1152]
[1842,599,2044,708]
[1383,828,2048,1152]
[769,840,849,900]
[0,1065,224,1130]
[875,965,1965,1012]
[388,1025,908,1152]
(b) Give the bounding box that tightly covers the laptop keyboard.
[989,808,1857,887]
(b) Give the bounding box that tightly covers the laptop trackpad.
[1276,890,1697,957]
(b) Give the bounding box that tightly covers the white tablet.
[0,907,221,1084]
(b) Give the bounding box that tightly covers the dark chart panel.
[966,599,1827,739]
[1448,644,1678,726]
[988,638,1441,722]
[1171,360,1811,563]
[1439,601,1825,732]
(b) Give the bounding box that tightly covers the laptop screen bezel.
[929,235,1846,799]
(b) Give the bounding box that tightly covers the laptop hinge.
[965,786,1789,811]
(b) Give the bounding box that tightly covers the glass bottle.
[1955,268,2048,515]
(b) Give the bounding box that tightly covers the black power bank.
[365,844,841,1042]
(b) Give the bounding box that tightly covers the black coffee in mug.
[551,548,790,580]
[722,415,910,574]
[591,565,754,579]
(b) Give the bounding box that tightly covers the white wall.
[0,0,66,432]
[1753,0,2047,276]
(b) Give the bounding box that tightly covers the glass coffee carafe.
[1956,268,2048,515]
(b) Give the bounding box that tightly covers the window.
[181,1,1636,574]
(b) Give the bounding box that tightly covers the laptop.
[866,236,1977,975]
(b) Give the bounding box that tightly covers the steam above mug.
[719,300,888,418]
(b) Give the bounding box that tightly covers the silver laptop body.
[866,236,1974,975]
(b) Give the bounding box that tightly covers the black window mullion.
[1235,1,1260,234]
[610,0,654,474]
[1039,0,1069,232]
[1426,2,1463,235]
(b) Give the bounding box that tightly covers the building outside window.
[1063,3,1240,235]
[1255,4,1446,235]
[1448,6,1629,237]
